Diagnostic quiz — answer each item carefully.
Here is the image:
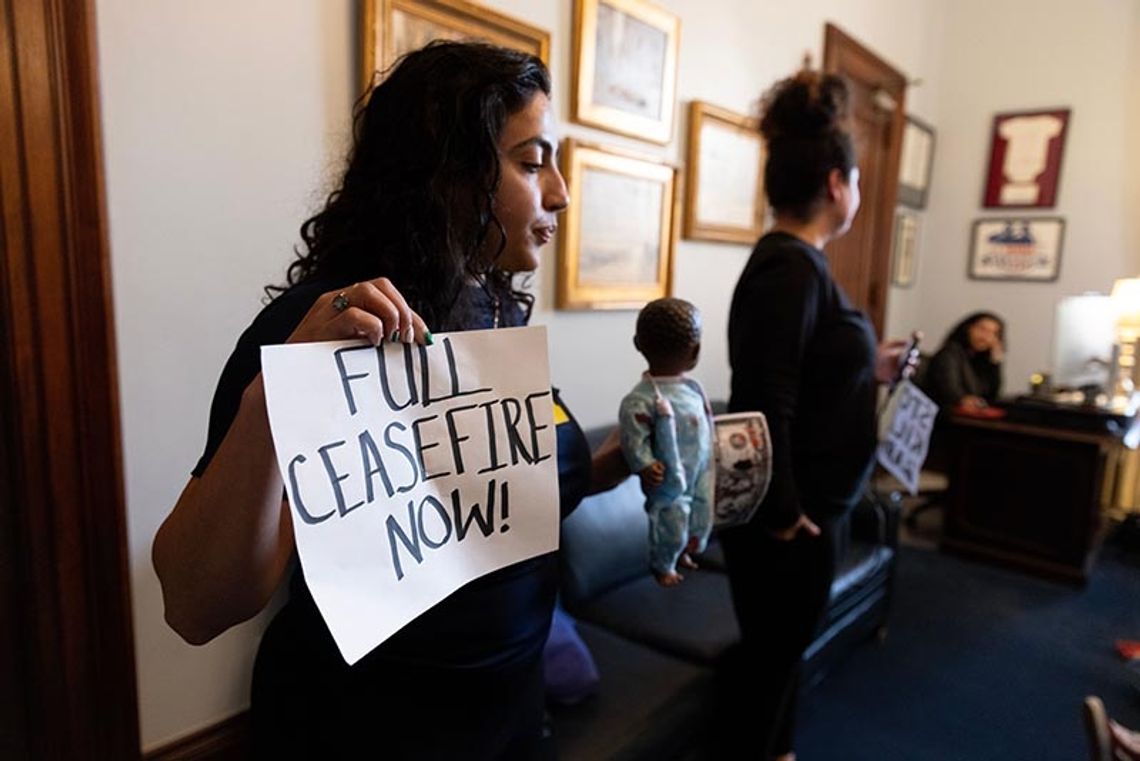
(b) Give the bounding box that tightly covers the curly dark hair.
[266,41,551,330]
[759,69,856,220]
[943,311,1006,356]
[635,298,702,364]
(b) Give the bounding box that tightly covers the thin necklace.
[473,273,501,328]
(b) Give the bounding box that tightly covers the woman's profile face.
[489,92,569,272]
[834,167,861,237]
[968,318,1002,353]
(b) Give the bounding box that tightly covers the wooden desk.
[941,414,1126,584]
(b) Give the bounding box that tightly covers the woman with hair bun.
[719,69,913,760]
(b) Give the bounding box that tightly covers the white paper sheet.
[260,326,559,664]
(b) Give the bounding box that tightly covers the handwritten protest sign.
[260,326,558,664]
[876,379,939,495]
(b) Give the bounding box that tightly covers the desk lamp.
[1110,277,1140,410]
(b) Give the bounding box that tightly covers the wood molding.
[144,713,251,761]
[822,22,907,338]
[0,0,140,758]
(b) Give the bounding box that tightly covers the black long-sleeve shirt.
[921,342,1003,410]
[727,232,878,530]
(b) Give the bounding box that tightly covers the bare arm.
[152,278,428,645]
[153,377,293,644]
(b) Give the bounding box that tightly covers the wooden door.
[0,0,140,758]
[823,23,907,338]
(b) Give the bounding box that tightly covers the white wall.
[97,0,1130,750]
[900,0,1140,392]
[97,0,358,749]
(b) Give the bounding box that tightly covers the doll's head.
[634,298,702,375]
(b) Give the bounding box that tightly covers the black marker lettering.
[524,390,552,464]
[318,440,363,517]
[333,346,374,415]
[287,454,334,524]
[383,421,420,493]
[444,403,478,475]
[359,429,396,501]
[417,495,452,549]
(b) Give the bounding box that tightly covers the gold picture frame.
[361,0,550,90]
[571,0,680,144]
[557,139,678,310]
[684,101,766,244]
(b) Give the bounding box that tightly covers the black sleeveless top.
[192,280,591,755]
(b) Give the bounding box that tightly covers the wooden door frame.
[823,22,907,337]
[0,0,140,758]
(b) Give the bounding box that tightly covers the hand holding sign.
[287,277,431,348]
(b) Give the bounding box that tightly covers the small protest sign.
[876,379,939,495]
[260,326,558,664]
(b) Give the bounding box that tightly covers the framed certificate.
[683,101,765,244]
[968,217,1064,282]
[982,108,1070,209]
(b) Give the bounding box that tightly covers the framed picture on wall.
[982,108,1070,209]
[891,209,919,287]
[557,139,677,309]
[968,217,1065,282]
[571,0,681,144]
[683,101,766,244]
[897,116,935,209]
[360,0,550,89]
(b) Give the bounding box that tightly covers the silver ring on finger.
[332,291,350,313]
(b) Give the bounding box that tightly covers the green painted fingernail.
[424,330,434,346]
[390,330,400,343]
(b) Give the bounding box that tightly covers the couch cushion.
[548,621,715,761]
[560,477,651,607]
[567,568,740,666]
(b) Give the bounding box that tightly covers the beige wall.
[890,0,1140,391]
[96,0,1131,750]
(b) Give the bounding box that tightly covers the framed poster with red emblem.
[982,108,1070,208]
[968,217,1064,282]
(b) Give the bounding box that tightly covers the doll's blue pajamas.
[619,376,713,576]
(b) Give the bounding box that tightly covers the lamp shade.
[1112,278,1140,328]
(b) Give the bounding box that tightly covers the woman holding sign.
[152,42,609,759]
[720,69,914,760]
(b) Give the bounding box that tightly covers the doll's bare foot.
[678,553,698,570]
[685,535,702,554]
[654,570,683,587]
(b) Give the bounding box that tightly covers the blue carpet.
[796,543,1140,760]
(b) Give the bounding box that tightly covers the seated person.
[921,311,1005,412]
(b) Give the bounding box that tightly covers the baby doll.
[619,298,714,587]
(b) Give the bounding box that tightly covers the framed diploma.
[982,108,1070,209]
[897,116,935,209]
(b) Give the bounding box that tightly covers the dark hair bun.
[759,70,850,142]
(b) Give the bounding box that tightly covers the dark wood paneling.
[144,713,251,761]
[822,22,907,338]
[0,0,140,757]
